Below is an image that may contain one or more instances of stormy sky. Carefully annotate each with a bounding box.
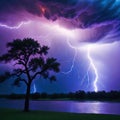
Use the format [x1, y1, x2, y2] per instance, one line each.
[0, 0, 120, 94]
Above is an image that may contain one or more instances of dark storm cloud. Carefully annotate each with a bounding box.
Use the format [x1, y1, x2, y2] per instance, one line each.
[0, 0, 42, 25]
[39, 0, 120, 27]
[40, 0, 120, 43]
[0, 0, 120, 42]
[1, 0, 120, 25]
[0, 0, 40, 15]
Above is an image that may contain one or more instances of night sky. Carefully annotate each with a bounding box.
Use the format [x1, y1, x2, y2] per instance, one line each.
[0, 0, 120, 94]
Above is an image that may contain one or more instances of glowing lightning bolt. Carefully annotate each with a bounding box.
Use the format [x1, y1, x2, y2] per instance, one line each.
[81, 65, 91, 88]
[62, 49, 77, 74]
[87, 47, 98, 92]
[0, 21, 31, 29]
[33, 83, 37, 93]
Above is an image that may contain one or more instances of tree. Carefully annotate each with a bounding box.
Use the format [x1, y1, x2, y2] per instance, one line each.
[0, 38, 60, 112]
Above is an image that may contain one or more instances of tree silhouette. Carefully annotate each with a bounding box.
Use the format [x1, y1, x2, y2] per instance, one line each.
[0, 38, 60, 112]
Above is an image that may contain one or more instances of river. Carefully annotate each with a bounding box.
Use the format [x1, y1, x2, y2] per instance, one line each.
[0, 99, 120, 115]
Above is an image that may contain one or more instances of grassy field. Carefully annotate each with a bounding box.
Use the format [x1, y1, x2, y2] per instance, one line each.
[0, 109, 120, 120]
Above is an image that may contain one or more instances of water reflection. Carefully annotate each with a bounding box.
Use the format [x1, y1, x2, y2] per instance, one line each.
[63, 101, 102, 114]
[0, 99, 120, 115]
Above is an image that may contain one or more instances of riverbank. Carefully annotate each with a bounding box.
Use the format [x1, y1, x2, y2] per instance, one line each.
[1, 90, 120, 101]
[0, 109, 120, 120]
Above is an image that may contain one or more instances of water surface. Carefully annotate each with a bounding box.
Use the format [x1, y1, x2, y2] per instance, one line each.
[0, 99, 120, 115]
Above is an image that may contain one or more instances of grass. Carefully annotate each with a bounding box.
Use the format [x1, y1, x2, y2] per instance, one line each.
[0, 109, 120, 120]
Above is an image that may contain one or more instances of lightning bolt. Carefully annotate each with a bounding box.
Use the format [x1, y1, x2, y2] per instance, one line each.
[61, 49, 77, 74]
[33, 83, 37, 93]
[81, 65, 91, 88]
[37, 22, 99, 92]
[87, 47, 98, 92]
[0, 21, 31, 29]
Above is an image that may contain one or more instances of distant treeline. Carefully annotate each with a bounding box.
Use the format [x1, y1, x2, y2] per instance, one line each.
[0, 90, 120, 101]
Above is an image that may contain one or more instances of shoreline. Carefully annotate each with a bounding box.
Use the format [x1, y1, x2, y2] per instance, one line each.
[1, 97, 120, 102]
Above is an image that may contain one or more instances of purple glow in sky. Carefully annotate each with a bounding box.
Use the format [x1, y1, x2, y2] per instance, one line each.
[0, 0, 120, 94]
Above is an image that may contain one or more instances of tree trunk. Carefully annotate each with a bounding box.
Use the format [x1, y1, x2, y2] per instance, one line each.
[24, 83, 31, 112]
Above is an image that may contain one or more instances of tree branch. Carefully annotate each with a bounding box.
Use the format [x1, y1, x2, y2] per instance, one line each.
[13, 69, 26, 77]
[31, 67, 48, 80]
[32, 72, 41, 80]
[20, 79, 28, 85]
